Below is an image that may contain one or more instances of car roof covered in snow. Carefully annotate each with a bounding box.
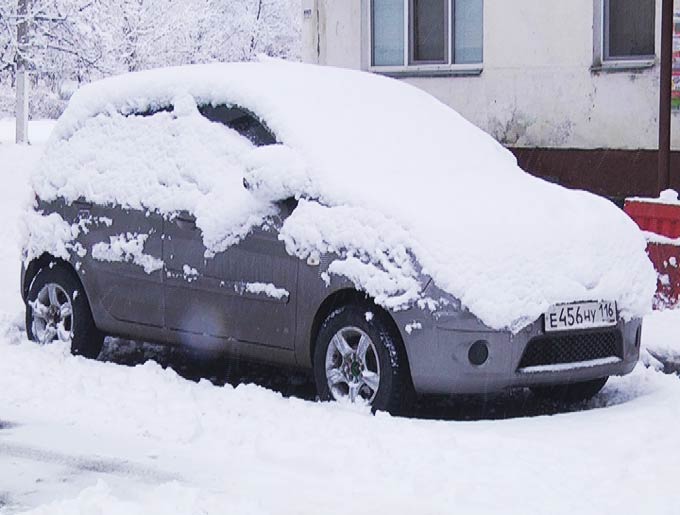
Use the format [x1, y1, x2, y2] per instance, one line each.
[52, 57, 517, 192]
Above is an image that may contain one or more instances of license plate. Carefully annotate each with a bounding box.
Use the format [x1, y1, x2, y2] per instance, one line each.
[544, 301, 617, 332]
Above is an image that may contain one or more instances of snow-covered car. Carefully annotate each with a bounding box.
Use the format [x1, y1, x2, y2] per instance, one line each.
[21, 60, 656, 413]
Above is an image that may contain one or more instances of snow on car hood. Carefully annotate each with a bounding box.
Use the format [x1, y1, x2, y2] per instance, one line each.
[32, 58, 656, 332]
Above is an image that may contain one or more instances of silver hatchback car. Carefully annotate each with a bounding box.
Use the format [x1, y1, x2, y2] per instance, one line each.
[22, 63, 645, 414]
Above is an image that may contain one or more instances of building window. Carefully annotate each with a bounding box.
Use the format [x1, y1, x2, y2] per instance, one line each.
[603, 0, 655, 61]
[372, 0, 405, 66]
[411, 0, 449, 63]
[371, 0, 483, 69]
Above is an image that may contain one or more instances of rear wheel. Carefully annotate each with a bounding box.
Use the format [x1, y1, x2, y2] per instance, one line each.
[26, 265, 104, 359]
[530, 377, 608, 403]
[313, 304, 413, 414]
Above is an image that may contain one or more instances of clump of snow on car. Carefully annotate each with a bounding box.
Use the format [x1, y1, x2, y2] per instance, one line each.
[182, 264, 198, 276]
[72, 242, 87, 258]
[365, 311, 374, 322]
[243, 144, 312, 201]
[241, 281, 289, 300]
[280, 200, 423, 309]
[22, 211, 81, 263]
[179, 265, 199, 283]
[404, 321, 422, 335]
[33, 102, 277, 256]
[92, 233, 163, 274]
[32, 59, 655, 331]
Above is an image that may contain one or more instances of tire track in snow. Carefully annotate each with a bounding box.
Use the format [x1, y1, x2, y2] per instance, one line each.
[0, 421, 16, 430]
[0, 442, 179, 482]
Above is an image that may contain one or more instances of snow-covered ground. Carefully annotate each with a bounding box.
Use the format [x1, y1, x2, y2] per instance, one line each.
[2, 121, 680, 514]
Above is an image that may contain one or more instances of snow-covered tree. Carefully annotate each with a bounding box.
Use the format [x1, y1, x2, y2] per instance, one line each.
[0, 0, 301, 126]
[195, 0, 300, 63]
[0, 0, 101, 73]
[0, 0, 105, 140]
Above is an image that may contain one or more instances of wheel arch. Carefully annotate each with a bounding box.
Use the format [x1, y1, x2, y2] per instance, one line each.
[308, 288, 410, 375]
[22, 254, 82, 302]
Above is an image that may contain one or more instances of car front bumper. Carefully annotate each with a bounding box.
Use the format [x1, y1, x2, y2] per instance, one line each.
[394, 310, 642, 396]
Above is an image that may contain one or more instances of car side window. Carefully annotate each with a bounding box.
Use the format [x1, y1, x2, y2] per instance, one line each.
[127, 105, 173, 117]
[198, 104, 277, 147]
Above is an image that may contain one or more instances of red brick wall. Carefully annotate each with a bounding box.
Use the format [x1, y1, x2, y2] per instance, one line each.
[510, 148, 680, 202]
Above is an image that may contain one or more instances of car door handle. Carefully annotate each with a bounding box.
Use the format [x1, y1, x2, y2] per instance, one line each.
[73, 199, 92, 215]
[175, 216, 196, 230]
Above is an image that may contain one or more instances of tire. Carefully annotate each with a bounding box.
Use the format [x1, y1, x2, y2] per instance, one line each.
[26, 265, 104, 359]
[313, 304, 414, 415]
[530, 377, 608, 403]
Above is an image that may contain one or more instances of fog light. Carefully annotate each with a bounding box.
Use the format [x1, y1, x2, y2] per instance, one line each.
[468, 340, 489, 366]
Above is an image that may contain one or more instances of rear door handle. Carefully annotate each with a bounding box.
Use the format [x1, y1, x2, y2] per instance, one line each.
[73, 199, 92, 215]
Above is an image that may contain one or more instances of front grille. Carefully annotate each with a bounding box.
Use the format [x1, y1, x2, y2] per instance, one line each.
[517, 330, 622, 370]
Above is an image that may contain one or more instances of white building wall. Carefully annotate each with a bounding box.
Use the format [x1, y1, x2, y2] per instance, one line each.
[302, 0, 676, 150]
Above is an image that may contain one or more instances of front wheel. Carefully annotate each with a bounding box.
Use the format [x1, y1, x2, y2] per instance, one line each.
[313, 304, 413, 414]
[26, 265, 104, 359]
[530, 377, 608, 403]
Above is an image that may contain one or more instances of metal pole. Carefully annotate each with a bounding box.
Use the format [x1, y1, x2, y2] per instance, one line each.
[15, 0, 29, 145]
[658, 0, 674, 193]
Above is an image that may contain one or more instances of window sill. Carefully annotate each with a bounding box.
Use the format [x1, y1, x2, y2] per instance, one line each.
[591, 58, 656, 73]
[368, 64, 483, 78]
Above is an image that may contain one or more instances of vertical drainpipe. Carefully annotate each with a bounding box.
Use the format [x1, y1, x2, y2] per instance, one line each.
[316, 0, 326, 65]
[658, 0, 674, 193]
[15, 0, 29, 145]
[316, 0, 321, 62]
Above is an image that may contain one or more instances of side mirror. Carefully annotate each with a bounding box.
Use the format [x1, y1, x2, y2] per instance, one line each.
[276, 197, 299, 219]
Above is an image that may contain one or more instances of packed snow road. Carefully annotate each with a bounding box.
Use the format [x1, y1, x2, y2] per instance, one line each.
[1, 121, 679, 514]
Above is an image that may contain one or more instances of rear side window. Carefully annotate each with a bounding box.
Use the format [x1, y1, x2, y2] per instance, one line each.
[198, 105, 276, 147]
[127, 105, 173, 117]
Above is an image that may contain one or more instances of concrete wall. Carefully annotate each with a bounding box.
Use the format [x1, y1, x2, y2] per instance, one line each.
[302, 0, 677, 151]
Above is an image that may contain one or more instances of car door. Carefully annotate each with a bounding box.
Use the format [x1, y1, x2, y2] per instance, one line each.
[70, 200, 165, 328]
[164, 212, 298, 349]
[162, 105, 299, 349]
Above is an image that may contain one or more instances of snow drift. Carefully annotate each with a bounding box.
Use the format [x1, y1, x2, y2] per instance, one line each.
[27, 58, 656, 332]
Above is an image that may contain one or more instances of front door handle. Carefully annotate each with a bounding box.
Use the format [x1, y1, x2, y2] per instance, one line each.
[175, 215, 196, 230]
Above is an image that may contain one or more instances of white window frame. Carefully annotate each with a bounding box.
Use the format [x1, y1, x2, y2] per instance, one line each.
[592, 0, 656, 71]
[367, 0, 483, 77]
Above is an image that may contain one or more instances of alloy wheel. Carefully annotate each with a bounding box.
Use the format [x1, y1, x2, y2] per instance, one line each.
[325, 326, 381, 403]
[30, 283, 73, 345]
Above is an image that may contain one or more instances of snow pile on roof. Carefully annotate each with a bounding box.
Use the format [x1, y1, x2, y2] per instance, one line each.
[30, 59, 656, 331]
